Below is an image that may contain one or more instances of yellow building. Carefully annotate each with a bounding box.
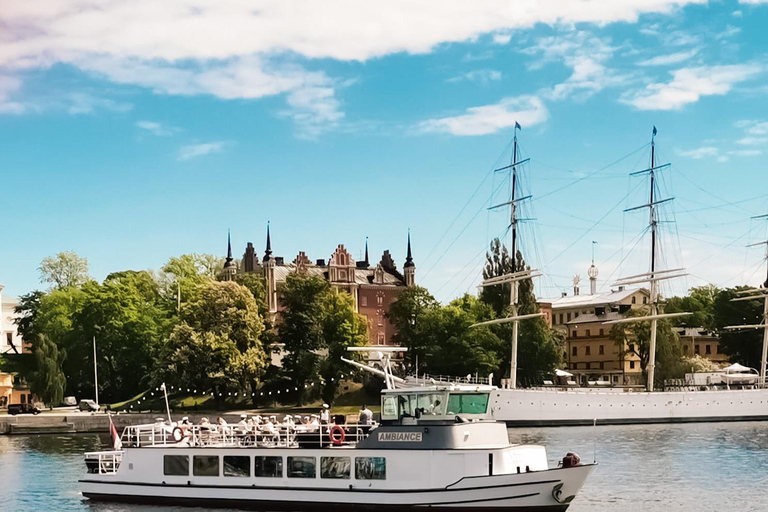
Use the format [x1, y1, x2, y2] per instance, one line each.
[0, 284, 33, 408]
[545, 265, 650, 386]
[678, 327, 728, 365]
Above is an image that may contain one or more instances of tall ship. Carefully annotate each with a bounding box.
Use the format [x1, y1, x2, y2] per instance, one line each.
[391, 126, 768, 426]
[80, 368, 595, 510]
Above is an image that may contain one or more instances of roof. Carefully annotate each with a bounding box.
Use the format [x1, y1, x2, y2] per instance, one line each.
[272, 264, 405, 286]
[546, 287, 648, 310]
[565, 311, 625, 325]
[676, 327, 716, 338]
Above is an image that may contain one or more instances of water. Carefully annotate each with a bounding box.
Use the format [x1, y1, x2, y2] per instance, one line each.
[1, 423, 766, 512]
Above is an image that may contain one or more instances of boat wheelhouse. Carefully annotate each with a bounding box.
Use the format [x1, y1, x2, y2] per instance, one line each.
[80, 384, 594, 510]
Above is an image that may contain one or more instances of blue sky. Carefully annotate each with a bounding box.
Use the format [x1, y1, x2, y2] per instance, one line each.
[1, 0, 768, 303]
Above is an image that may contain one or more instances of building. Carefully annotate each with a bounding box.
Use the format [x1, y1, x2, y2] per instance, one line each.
[678, 327, 728, 365]
[544, 261, 651, 386]
[229, 226, 416, 346]
[0, 284, 33, 407]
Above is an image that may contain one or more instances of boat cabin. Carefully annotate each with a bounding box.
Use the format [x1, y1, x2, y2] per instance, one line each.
[380, 385, 494, 424]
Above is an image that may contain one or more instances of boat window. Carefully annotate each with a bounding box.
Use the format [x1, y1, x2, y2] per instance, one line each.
[288, 456, 316, 478]
[397, 394, 418, 417]
[255, 456, 283, 477]
[355, 457, 386, 480]
[163, 455, 189, 476]
[223, 456, 251, 477]
[193, 455, 220, 477]
[416, 393, 446, 415]
[446, 393, 489, 415]
[321, 457, 351, 479]
[381, 396, 398, 420]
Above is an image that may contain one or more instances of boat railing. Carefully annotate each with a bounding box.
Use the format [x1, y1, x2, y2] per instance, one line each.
[84, 450, 123, 475]
[120, 422, 375, 449]
[406, 373, 492, 386]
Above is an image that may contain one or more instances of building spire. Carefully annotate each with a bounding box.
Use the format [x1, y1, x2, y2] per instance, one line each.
[263, 221, 272, 262]
[364, 236, 369, 266]
[224, 229, 235, 268]
[404, 229, 414, 268]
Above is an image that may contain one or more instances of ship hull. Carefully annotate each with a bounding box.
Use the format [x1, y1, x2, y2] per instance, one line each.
[490, 387, 768, 426]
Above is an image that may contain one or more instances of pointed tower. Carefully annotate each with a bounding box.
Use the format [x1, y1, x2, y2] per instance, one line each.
[365, 237, 370, 267]
[403, 230, 415, 287]
[588, 240, 598, 295]
[262, 222, 278, 314]
[222, 230, 237, 281]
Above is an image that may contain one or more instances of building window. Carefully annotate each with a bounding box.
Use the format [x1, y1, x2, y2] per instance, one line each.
[572, 346, 578, 356]
[629, 361, 635, 369]
[288, 457, 316, 478]
[705, 345, 711, 355]
[643, 297, 647, 304]
[586, 329, 591, 337]
[164, 455, 189, 476]
[255, 456, 283, 477]
[628, 343, 635, 353]
[321, 457, 351, 479]
[599, 345, 604, 355]
[585, 362, 591, 370]
[377, 332, 385, 345]
[224, 456, 250, 477]
[572, 331, 578, 338]
[632, 296, 636, 304]
[6, 333, 11, 346]
[20, 394, 26, 404]
[567, 313, 571, 322]
[599, 328, 604, 336]
[361, 296, 367, 307]
[600, 362, 604, 369]
[559, 314, 564, 324]
[355, 457, 386, 480]
[193, 456, 220, 477]
[695, 345, 700, 354]
[377, 294, 384, 306]
[585, 346, 591, 356]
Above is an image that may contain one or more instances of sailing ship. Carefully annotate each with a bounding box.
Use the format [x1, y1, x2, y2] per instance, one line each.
[398, 126, 768, 426]
[80, 351, 595, 510]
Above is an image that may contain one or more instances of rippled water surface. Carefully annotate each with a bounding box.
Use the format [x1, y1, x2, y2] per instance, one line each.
[1, 422, 766, 512]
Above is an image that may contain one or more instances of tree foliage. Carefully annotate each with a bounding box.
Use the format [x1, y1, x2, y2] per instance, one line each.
[38, 251, 90, 289]
[714, 286, 764, 368]
[30, 334, 66, 409]
[665, 285, 720, 330]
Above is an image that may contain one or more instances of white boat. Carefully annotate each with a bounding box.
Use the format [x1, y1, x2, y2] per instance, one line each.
[80, 382, 595, 510]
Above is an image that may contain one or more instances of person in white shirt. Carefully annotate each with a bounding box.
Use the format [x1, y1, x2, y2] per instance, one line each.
[320, 404, 330, 424]
[359, 405, 373, 425]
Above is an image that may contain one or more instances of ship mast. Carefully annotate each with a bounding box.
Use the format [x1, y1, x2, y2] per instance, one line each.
[724, 214, 768, 387]
[604, 127, 690, 392]
[471, 123, 543, 389]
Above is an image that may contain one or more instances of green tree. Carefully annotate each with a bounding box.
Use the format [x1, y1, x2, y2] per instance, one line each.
[14, 290, 45, 344]
[30, 334, 66, 409]
[387, 286, 440, 368]
[714, 286, 764, 368]
[156, 253, 222, 310]
[319, 289, 369, 404]
[38, 251, 90, 289]
[665, 285, 720, 330]
[277, 273, 330, 405]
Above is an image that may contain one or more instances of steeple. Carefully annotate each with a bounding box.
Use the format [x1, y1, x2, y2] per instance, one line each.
[263, 222, 273, 262]
[221, 229, 237, 280]
[588, 240, 598, 295]
[403, 230, 415, 287]
[364, 237, 370, 267]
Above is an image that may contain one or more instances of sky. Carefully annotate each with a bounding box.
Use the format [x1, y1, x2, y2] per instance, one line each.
[1, 0, 768, 304]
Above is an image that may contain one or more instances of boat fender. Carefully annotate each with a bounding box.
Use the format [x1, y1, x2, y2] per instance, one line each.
[172, 427, 183, 442]
[330, 425, 346, 445]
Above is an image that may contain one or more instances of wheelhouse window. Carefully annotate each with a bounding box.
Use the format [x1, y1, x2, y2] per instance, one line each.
[224, 456, 251, 477]
[255, 456, 283, 477]
[321, 457, 351, 479]
[163, 455, 189, 476]
[288, 457, 316, 478]
[446, 393, 489, 415]
[381, 396, 398, 420]
[355, 457, 386, 480]
[193, 455, 220, 476]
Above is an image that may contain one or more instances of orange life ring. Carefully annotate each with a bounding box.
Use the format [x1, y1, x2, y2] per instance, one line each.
[329, 425, 345, 445]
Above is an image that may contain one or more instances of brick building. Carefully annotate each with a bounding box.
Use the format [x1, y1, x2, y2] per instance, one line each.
[226, 225, 415, 346]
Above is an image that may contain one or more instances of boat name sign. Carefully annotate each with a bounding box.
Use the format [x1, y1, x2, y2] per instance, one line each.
[378, 432, 422, 442]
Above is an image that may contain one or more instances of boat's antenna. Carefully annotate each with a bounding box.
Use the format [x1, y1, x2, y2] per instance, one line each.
[471, 122, 544, 389]
[723, 213, 768, 387]
[603, 126, 691, 392]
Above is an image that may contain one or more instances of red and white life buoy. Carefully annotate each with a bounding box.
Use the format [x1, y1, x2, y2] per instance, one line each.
[329, 425, 346, 445]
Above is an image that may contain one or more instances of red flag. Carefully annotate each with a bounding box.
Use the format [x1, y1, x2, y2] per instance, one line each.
[109, 414, 122, 450]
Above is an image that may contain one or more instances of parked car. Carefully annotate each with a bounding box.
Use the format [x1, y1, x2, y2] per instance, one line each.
[8, 403, 41, 415]
[78, 399, 100, 412]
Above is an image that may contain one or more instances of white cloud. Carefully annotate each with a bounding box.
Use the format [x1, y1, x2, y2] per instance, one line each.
[418, 95, 547, 136]
[492, 33, 512, 45]
[0, 74, 25, 114]
[734, 120, 768, 146]
[728, 149, 762, 156]
[447, 69, 502, 84]
[177, 141, 230, 161]
[622, 64, 763, 110]
[0, 0, 707, 130]
[66, 93, 132, 114]
[739, 0, 768, 4]
[676, 146, 719, 159]
[637, 48, 699, 66]
[136, 120, 177, 136]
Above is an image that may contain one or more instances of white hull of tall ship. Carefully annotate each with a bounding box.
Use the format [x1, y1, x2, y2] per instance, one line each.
[488, 387, 768, 426]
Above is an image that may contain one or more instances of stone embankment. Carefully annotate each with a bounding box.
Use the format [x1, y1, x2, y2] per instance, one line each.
[0, 412, 251, 435]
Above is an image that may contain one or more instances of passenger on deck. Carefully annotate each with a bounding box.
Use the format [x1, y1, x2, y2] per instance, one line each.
[359, 405, 373, 425]
[320, 404, 330, 424]
[237, 414, 248, 432]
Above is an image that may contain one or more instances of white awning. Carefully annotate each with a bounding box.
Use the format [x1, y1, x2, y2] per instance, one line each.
[555, 369, 573, 377]
[722, 363, 754, 373]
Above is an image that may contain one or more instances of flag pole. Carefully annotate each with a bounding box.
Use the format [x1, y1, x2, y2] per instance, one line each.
[93, 335, 99, 407]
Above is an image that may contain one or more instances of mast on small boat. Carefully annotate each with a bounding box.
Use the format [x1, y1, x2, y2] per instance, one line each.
[724, 214, 768, 387]
[471, 123, 544, 389]
[603, 127, 690, 392]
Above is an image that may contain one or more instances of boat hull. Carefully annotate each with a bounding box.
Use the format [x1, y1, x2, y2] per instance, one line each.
[81, 465, 594, 510]
[491, 387, 768, 426]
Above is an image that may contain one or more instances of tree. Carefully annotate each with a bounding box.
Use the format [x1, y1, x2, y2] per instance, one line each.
[387, 286, 440, 368]
[38, 251, 90, 289]
[156, 253, 222, 310]
[665, 285, 720, 330]
[479, 238, 563, 385]
[30, 334, 66, 409]
[319, 289, 369, 404]
[610, 310, 686, 387]
[277, 273, 331, 405]
[714, 286, 764, 368]
[14, 290, 45, 344]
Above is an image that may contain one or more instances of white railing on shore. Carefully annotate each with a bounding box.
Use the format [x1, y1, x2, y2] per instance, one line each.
[84, 450, 123, 475]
